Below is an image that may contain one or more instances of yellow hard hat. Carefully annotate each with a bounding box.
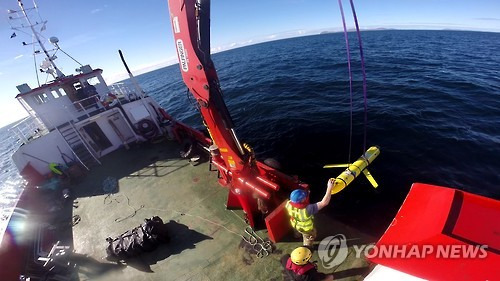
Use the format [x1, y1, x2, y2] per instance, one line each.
[290, 246, 312, 265]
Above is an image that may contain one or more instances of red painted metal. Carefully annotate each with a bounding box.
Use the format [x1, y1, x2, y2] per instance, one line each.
[210, 157, 229, 173]
[265, 201, 292, 243]
[159, 107, 212, 145]
[167, 0, 305, 234]
[0, 188, 38, 281]
[370, 183, 500, 281]
[256, 176, 280, 191]
[0, 231, 25, 281]
[226, 190, 242, 209]
[20, 162, 45, 187]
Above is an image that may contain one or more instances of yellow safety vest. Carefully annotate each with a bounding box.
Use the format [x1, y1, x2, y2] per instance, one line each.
[49, 163, 63, 175]
[285, 200, 314, 232]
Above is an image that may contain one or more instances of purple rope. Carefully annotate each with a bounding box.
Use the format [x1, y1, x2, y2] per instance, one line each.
[338, 0, 353, 163]
[349, 0, 368, 152]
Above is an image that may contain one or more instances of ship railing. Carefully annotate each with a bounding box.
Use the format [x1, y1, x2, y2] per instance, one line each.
[12, 85, 147, 140]
[8, 115, 49, 145]
[72, 94, 104, 118]
[109, 82, 143, 103]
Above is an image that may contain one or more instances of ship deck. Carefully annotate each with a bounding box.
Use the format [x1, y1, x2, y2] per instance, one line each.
[51, 140, 373, 280]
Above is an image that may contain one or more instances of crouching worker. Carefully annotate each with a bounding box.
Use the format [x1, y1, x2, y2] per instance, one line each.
[281, 246, 334, 281]
[286, 179, 334, 247]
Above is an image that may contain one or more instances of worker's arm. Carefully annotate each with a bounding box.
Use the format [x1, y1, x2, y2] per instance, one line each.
[316, 179, 334, 211]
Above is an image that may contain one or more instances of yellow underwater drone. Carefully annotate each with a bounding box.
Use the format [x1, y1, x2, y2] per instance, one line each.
[324, 146, 380, 194]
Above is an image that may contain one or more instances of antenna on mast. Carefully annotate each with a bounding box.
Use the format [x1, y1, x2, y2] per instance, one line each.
[8, 0, 64, 79]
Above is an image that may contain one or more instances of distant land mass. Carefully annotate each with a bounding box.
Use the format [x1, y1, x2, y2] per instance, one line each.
[320, 27, 395, 34]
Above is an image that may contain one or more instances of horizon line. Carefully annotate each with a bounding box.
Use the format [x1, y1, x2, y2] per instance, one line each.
[108, 27, 499, 84]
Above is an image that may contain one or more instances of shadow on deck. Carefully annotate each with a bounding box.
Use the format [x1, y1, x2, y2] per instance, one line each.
[121, 220, 212, 273]
[71, 141, 205, 199]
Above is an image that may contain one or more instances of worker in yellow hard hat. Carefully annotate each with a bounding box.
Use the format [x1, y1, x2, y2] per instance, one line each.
[281, 246, 334, 281]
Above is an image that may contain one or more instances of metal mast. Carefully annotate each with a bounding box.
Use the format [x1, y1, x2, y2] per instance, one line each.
[17, 0, 64, 78]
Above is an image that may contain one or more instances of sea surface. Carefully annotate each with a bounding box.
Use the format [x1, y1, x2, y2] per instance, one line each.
[2, 30, 500, 235]
[0, 120, 26, 235]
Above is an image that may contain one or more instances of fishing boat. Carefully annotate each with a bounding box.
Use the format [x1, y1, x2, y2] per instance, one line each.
[2, 1, 345, 280]
[1, 0, 498, 281]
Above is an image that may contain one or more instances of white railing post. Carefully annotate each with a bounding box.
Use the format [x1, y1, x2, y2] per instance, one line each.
[79, 102, 89, 118]
[16, 127, 29, 144]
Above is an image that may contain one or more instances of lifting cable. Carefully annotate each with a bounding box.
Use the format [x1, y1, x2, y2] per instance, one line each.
[337, 0, 369, 158]
[349, 0, 369, 152]
[337, 0, 353, 163]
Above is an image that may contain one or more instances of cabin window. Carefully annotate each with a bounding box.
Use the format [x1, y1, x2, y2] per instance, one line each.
[44, 92, 53, 100]
[51, 90, 60, 98]
[33, 95, 42, 104]
[33, 93, 50, 104]
[73, 82, 82, 91]
[51, 89, 66, 98]
[86, 77, 100, 86]
[47, 90, 59, 100]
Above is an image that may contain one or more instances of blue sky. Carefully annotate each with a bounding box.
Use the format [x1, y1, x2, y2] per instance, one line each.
[0, 0, 499, 127]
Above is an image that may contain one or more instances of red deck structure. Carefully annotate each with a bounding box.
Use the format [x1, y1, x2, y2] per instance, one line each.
[370, 183, 500, 281]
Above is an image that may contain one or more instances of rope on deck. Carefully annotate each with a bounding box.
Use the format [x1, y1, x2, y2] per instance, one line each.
[104, 193, 145, 223]
[99, 177, 273, 258]
[143, 207, 273, 258]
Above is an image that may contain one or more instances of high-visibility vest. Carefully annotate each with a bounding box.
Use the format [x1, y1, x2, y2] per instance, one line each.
[49, 163, 63, 175]
[285, 200, 314, 232]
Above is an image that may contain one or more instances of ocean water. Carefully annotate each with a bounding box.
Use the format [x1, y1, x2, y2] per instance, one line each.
[2, 30, 500, 235]
[0, 121, 25, 235]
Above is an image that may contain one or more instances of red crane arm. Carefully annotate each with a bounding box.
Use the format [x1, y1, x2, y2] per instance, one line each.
[168, 0, 246, 170]
[167, 0, 307, 237]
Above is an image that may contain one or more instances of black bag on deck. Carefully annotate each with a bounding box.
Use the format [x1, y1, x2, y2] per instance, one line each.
[106, 216, 169, 260]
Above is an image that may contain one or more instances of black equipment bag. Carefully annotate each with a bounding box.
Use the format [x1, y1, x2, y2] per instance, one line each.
[106, 216, 169, 260]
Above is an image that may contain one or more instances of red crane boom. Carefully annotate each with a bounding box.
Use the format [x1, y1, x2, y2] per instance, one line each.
[167, 0, 306, 239]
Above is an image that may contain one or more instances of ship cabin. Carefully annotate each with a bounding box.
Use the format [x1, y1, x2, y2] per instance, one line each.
[10, 65, 166, 185]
